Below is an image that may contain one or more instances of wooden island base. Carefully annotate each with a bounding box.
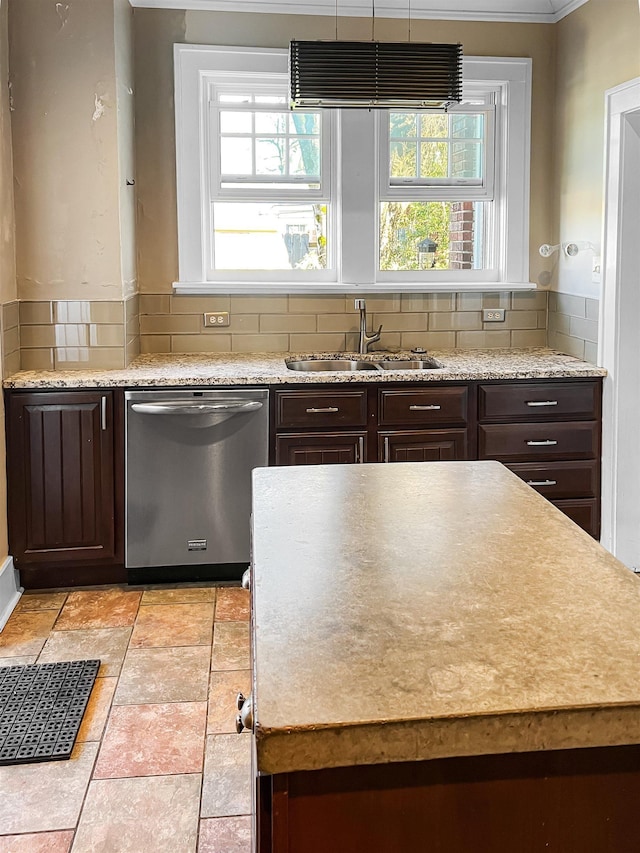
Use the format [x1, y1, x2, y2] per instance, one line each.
[258, 744, 640, 853]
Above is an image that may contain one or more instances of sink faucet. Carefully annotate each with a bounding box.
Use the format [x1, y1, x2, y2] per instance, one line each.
[355, 299, 382, 354]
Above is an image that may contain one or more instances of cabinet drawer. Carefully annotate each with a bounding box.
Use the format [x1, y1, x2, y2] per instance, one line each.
[275, 389, 367, 428]
[506, 460, 599, 499]
[479, 381, 600, 422]
[478, 421, 599, 462]
[379, 387, 467, 426]
[552, 498, 600, 539]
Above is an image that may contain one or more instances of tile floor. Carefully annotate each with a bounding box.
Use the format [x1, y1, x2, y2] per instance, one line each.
[0, 584, 253, 852]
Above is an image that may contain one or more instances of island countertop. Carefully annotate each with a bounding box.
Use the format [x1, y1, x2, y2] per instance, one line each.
[251, 461, 640, 776]
[3, 347, 605, 388]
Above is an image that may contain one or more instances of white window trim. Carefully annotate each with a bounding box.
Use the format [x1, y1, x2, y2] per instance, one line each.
[173, 45, 535, 294]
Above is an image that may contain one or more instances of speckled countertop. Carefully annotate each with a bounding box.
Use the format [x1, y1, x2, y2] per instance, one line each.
[251, 461, 640, 776]
[4, 348, 606, 388]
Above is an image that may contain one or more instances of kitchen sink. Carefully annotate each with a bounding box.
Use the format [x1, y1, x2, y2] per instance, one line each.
[285, 357, 443, 372]
[285, 359, 381, 372]
[375, 359, 443, 370]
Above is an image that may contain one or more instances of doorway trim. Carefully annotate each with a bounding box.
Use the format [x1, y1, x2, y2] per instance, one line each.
[599, 76, 640, 563]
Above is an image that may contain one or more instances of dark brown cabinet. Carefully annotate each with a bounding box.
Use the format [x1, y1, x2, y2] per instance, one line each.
[379, 430, 467, 462]
[272, 384, 470, 466]
[275, 432, 366, 466]
[6, 390, 125, 588]
[477, 379, 601, 538]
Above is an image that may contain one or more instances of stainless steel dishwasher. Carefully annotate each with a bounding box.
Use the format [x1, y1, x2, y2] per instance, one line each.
[125, 388, 268, 583]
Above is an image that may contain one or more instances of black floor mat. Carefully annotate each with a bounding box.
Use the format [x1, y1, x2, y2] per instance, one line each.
[0, 659, 100, 766]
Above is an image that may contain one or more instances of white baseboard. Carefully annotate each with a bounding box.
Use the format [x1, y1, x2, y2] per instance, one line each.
[0, 557, 23, 631]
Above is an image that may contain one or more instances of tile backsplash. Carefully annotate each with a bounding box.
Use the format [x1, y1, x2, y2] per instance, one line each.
[139, 291, 548, 355]
[6, 290, 553, 373]
[16, 296, 140, 371]
[1, 301, 20, 379]
[547, 292, 599, 364]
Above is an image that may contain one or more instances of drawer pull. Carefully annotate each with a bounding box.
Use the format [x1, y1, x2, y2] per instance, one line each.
[101, 396, 108, 431]
[409, 404, 441, 411]
[384, 436, 390, 463]
[526, 400, 558, 407]
[357, 436, 364, 464]
[526, 440, 558, 446]
[305, 406, 339, 414]
[527, 479, 557, 487]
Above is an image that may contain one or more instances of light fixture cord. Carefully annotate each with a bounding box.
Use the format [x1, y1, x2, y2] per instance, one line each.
[335, 0, 338, 40]
[372, 0, 375, 41]
[408, 0, 411, 41]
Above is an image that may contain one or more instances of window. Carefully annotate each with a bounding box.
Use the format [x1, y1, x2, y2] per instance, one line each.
[174, 46, 532, 293]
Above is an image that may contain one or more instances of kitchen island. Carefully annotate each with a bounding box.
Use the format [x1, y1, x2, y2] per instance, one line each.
[250, 461, 640, 853]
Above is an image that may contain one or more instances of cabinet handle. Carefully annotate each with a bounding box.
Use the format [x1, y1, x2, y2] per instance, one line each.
[526, 400, 558, 407]
[306, 406, 339, 414]
[101, 396, 108, 431]
[526, 479, 557, 486]
[526, 440, 558, 446]
[409, 404, 441, 411]
[357, 436, 364, 464]
[383, 436, 390, 463]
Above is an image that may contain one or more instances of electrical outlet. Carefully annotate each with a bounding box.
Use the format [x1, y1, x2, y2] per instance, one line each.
[482, 308, 506, 322]
[203, 312, 230, 327]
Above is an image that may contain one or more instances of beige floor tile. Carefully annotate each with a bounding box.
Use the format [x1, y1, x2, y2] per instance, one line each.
[0, 656, 37, 667]
[215, 587, 249, 621]
[198, 816, 252, 852]
[0, 831, 74, 852]
[201, 734, 252, 818]
[93, 702, 207, 779]
[76, 677, 117, 743]
[55, 590, 141, 631]
[129, 603, 214, 649]
[207, 670, 251, 735]
[14, 592, 68, 613]
[37, 628, 132, 677]
[0, 742, 99, 834]
[211, 622, 250, 671]
[71, 774, 201, 853]
[140, 587, 216, 605]
[0, 611, 59, 657]
[114, 645, 210, 705]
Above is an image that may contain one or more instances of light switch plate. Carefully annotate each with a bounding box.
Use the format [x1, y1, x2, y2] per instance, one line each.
[203, 312, 230, 327]
[482, 308, 506, 322]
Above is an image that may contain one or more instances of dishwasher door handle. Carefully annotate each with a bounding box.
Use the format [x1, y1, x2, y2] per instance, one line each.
[130, 400, 264, 416]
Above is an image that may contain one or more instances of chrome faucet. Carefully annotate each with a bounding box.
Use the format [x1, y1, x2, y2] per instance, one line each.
[355, 299, 382, 354]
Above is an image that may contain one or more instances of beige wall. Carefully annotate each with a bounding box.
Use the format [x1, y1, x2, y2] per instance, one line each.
[134, 9, 557, 297]
[10, 0, 126, 302]
[0, 0, 16, 562]
[552, 0, 640, 300]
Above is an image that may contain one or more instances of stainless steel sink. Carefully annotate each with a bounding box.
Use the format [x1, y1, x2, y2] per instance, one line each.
[376, 358, 442, 370]
[285, 359, 381, 372]
[285, 357, 443, 372]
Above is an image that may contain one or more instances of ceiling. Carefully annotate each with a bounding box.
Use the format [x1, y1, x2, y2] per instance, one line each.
[128, 0, 590, 24]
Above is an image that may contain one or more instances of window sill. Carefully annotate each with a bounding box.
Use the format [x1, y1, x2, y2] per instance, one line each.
[172, 281, 539, 295]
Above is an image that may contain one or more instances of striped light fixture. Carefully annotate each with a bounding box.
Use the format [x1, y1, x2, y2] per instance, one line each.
[289, 40, 463, 109]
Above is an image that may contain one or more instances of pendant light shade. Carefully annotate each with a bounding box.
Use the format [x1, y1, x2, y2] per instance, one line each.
[289, 40, 463, 109]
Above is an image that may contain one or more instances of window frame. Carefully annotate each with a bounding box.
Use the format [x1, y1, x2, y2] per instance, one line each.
[174, 45, 534, 294]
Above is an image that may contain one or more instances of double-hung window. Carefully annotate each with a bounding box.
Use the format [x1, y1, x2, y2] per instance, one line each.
[174, 46, 532, 293]
[209, 81, 333, 281]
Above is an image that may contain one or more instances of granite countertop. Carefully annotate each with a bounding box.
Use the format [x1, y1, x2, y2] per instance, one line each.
[251, 461, 640, 776]
[4, 348, 606, 388]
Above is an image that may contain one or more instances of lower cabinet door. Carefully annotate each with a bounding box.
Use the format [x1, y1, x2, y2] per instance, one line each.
[275, 432, 366, 466]
[379, 429, 468, 463]
[7, 390, 118, 566]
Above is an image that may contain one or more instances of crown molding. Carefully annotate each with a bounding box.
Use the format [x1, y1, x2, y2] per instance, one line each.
[129, 0, 590, 24]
